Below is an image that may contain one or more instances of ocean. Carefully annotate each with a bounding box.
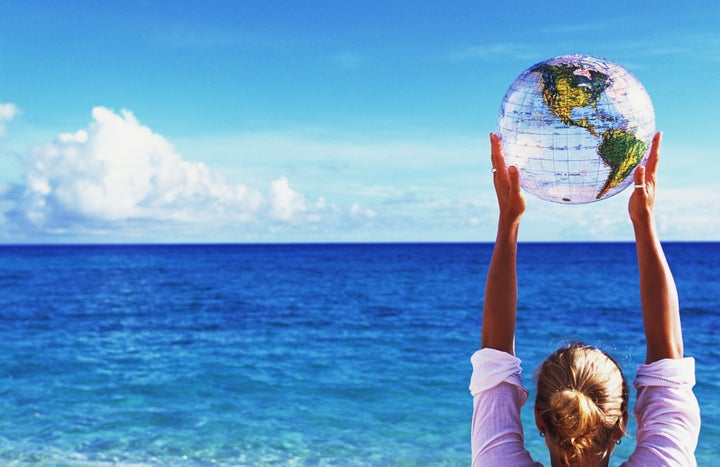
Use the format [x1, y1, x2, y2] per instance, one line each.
[0, 243, 717, 466]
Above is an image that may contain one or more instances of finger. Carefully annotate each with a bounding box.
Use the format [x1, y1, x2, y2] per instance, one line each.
[644, 132, 662, 185]
[490, 133, 505, 167]
[490, 133, 507, 190]
[634, 165, 647, 195]
[508, 165, 522, 195]
[490, 133, 500, 169]
[490, 133, 509, 186]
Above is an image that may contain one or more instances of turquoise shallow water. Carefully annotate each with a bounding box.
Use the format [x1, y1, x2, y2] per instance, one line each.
[0, 243, 717, 465]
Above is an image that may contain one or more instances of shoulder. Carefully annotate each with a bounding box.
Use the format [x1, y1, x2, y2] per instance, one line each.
[624, 357, 700, 466]
[634, 356, 696, 388]
[469, 348, 526, 396]
[470, 349, 539, 466]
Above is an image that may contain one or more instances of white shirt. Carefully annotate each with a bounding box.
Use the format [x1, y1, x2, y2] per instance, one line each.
[469, 348, 700, 466]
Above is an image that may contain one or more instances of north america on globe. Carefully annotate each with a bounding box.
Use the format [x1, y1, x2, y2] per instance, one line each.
[497, 54, 655, 204]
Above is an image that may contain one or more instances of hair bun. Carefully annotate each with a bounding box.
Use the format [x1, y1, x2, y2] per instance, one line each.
[550, 389, 601, 448]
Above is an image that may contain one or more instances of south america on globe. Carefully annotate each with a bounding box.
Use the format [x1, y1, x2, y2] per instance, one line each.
[497, 54, 655, 203]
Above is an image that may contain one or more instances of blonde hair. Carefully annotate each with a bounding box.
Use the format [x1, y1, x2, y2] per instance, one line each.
[535, 343, 628, 465]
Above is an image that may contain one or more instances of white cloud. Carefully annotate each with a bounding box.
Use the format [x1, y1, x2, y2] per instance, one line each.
[350, 202, 376, 218]
[269, 177, 306, 220]
[1, 107, 388, 241]
[12, 107, 268, 230]
[0, 103, 19, 137]
[0, 103, 18, 120]
[655, 188, 720, 240]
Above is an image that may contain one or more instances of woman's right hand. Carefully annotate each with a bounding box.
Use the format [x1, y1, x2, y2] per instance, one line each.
[490, 133, 525, 224]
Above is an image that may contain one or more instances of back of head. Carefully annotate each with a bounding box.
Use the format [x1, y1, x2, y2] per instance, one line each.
[535, 343, 628, 465]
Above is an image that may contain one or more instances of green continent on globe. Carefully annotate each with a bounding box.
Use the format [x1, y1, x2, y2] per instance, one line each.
[531, 63, 612, 135]
[532, 63, 647, 199]
[596, 129, 648, 199]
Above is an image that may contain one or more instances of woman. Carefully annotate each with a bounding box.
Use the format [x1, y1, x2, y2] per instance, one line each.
[470, 133, 700, 466]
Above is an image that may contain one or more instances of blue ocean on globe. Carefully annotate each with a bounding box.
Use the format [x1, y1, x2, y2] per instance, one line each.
[0, 243, 718, 465]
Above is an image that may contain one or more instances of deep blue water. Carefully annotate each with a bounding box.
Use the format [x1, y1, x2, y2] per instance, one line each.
[0, 243, 717, 465]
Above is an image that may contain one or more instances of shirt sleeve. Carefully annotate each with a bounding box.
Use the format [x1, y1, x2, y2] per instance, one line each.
[622, 357, 701, 467]
[469, 348, 542, 467]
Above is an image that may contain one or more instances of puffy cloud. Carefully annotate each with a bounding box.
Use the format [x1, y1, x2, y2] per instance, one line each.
[0, 103, 19, 136]
[13, 107, 268, 230]
[269, 177, 306, 220]
[7, 107, 358, 238]
[3, 106, 384, 240]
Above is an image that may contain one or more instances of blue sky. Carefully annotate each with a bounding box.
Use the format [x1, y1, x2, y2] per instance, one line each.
[0, 0, 718, 243]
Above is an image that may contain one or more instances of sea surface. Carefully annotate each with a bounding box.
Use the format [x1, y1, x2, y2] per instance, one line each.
[0, 243, 717, 466]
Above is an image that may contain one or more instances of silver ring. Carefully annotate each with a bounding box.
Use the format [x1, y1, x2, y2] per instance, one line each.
[634, 184, 645, 189]
[491, 167, 497, 173]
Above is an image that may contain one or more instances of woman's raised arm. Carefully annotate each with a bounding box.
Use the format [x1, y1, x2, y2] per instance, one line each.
[481, 133, 526, 355]
[629, 132, 684, 363]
